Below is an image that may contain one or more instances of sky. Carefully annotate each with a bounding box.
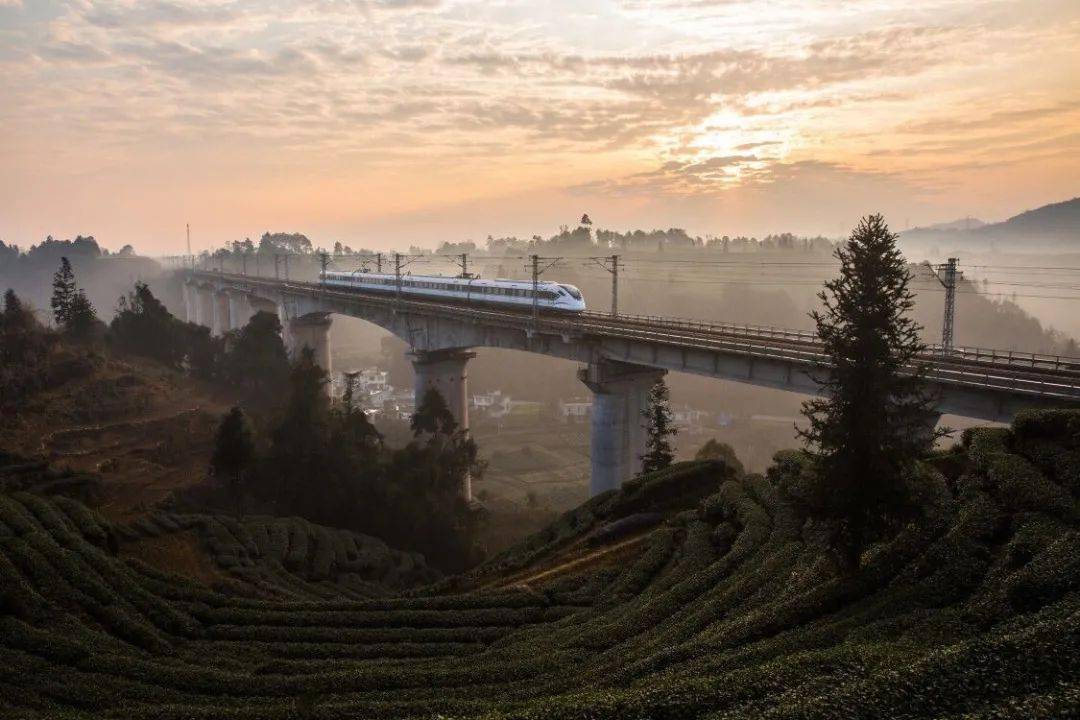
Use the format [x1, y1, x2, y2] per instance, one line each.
[0, 0, 1077, 254]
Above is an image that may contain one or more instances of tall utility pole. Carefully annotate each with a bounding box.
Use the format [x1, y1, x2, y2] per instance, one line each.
[934, 257, 960, 353]
[319, 252, 329, 284]
[449, 253, 470, 278]
[588, 254, 620, 316]
[395, 253, 403, 301]
[531, 254, 540, 323]
[376, 253, 383, 273]
[392, 253, 416, 306]
[528, 255, 562, 325]
[186, 223, 192, 270]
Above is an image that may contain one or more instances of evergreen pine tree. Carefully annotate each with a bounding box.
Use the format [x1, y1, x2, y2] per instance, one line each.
[51, 257, 76, 327]
[341, 371, 361, 412]
[220, 311, 289, 403]
[1, 289, 40, 367]
[110, 282, 187, 366]
[798, 213, 945, 569]
[2, 289, 32, 336]
[65, 289, 98, 341]
[3, 288, 21, 317]
[211, 406, 255, 516]
[411, 388, 458, 437]
[270, 347, 330, 510]
[641, 377, 676, 474]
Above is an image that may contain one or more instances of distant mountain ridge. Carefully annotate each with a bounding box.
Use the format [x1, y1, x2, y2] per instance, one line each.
[912, 217, 986, 232]
[981, 196, 1080, 239]
[902, 196, 1079, 248]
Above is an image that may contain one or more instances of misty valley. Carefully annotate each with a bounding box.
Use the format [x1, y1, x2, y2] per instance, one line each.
[2, 0, 1079, 714]
[1, 208, 1078, 718]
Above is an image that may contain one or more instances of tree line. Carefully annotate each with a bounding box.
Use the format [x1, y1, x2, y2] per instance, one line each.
[1, 258, 484, 571]
[208, 347, 483, 572]
[104, 277, 484, 571]
[4, 213, 970, 574]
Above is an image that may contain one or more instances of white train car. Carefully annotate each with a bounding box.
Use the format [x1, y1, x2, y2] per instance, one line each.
[321, 270, 586, 313]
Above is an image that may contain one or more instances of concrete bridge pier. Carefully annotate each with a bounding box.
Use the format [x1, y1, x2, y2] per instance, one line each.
[288, 314, 333, 375]
[580, 360, 667, 497]
[228, 292, 255, 332]
[211, 291, 231, 336]
[411, 349, 475, 432]
[411, 349, 476, 499]
[181, 282, 197, 324]
[196, 286, 215, 329]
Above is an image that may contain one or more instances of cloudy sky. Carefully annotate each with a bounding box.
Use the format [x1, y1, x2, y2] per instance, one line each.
[1, 0, 1077, 253]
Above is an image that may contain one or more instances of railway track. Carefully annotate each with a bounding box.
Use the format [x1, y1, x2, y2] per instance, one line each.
[193, 271, 1080, 401]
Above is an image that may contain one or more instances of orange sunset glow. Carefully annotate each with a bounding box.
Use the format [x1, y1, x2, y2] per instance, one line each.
[1, 0, 1078, 252]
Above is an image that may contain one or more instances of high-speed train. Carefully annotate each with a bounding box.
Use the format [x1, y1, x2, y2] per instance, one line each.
[321, 270, 587, 313]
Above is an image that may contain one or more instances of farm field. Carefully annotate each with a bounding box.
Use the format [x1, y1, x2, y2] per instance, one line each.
[1, 410, 1077, 718]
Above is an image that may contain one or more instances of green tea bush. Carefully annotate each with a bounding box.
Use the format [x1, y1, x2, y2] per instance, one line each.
[1013, 437, 1080, 495]
[51, 495, 108, 547]
[1, 412, 1077, 718]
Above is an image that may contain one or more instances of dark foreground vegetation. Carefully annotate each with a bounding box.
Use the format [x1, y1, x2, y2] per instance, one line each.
[0, 409, 1077, 718]
[2, 269, 484, 573]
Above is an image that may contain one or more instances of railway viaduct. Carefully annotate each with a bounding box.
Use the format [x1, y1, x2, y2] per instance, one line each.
[182, 270, 1080, 499]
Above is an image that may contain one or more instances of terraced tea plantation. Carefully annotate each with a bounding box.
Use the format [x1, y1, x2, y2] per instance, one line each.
[115, 510, 440, 599]
[1, 410, 1078, 718]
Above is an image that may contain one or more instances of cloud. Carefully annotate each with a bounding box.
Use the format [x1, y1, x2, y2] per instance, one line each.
[571, 154, 762, 197]
[1, 0, 1076, 250]
[375, 0, 441, 7]
[734, 140, 782, 151]
[899, 101, 1080, 135]
[112, 39, 320, 81]
[381, 45, 430, 62]
[36, 40, 111, 64]
[314, 0, 442, 10]
[83, 1, 242, 29]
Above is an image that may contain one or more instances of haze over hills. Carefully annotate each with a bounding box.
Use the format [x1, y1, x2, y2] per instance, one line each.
[913, 217, 987, 232]
[902, 196, 1080, 250]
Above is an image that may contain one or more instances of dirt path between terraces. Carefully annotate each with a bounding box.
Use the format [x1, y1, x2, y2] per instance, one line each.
[488, 532, 652, 589]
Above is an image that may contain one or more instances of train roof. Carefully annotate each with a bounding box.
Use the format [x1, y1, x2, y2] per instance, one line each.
[324, 270, 576, 291]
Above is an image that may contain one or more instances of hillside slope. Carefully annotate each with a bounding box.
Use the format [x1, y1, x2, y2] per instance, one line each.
[981, 196, 1080, 240]
[1, 410, 1077, 718]
[902, 196, 1080, 248]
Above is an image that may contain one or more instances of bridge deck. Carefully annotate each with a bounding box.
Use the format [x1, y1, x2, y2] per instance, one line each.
[190, 270, 1080, 404]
